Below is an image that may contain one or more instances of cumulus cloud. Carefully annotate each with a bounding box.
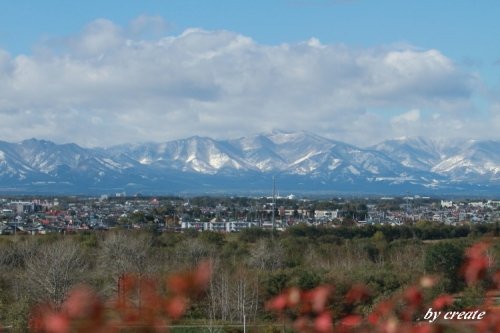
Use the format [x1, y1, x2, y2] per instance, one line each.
[0, 18, 491, 147]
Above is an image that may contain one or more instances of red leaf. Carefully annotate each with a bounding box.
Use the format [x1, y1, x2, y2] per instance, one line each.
[431, 294, 454, 310]
[314, 312, 333, 333]
[118, 274, 137, 294]
[345, 284, 370, 304]
[310, 286, 331, 313]
[266, 294, 288, 311]
[44, 313, 70, 333]
[463, 257, 489, 285]
[340, 314, 362, 327]
[404, 287, 423, 306]
[465, 242, 490, 259]
[462, 241, 491, 285]
[377, 300, 394, 315]
[167, 274, 191, 295]
[165, 296, 187, 320]
[62, 286, 102, 320]
[193, 260, 212, 290]
[367, 312, 379, 325]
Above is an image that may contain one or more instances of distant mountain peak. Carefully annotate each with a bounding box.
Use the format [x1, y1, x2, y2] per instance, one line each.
[0, 132, 498, 194]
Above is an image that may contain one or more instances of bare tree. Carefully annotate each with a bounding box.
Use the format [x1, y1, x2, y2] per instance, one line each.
[206, 264, 260, 324]
[232, 267, 259, 323]
[173, 237, 214, 268]
[23, 239, 86, 307]
[98, 232, 156, 295]
[248, 239, 285, 271]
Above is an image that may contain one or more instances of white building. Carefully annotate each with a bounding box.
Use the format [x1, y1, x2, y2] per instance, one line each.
[440, 200, 453, 208]
[315, 210, 339, 220]
[181, 221, 260, 232]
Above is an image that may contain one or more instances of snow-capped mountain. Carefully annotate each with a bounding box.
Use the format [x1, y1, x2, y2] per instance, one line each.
[109, 131, 423, 180]
[370, 137, 500, 183]
[370, 137, 446, 171]
[431, 140, 500, 182]
[104, 136, 251, 174]
[0, 131, 498, 194]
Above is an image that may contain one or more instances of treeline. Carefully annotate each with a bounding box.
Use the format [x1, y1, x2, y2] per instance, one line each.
[0, 224, 499, 332]
[246, 222, 499, 243]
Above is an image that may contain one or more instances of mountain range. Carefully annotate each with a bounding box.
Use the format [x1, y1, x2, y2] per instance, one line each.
[0, 131, 499, 195]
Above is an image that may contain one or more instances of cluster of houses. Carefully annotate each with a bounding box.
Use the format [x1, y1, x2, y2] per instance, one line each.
[0, 196, 498, 235]
[0, 198, 110, 235]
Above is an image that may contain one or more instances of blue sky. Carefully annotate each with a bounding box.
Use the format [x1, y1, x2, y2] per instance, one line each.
[0, 0, 499, 146]
[3, 0, 499, 61]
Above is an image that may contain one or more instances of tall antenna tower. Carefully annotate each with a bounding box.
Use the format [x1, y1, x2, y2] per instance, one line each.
[272, 176, 276, 235]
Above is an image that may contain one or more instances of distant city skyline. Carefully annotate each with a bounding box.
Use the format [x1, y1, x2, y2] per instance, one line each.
[0, 0, 499, 147]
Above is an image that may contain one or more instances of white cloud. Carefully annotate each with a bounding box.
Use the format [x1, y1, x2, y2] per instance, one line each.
[391, 109, 421, 124]
[67, 19, 124, 56]
[0, 18, 491, 147]
[128, 15, 169, 39]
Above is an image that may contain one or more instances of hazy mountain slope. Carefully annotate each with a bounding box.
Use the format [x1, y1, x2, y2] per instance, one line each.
[0, 132, 498, 194]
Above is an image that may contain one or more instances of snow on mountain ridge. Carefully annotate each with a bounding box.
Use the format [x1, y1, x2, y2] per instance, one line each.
[0, 134, 498, 194]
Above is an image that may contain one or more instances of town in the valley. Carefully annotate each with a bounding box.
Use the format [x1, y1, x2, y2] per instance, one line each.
[1, 194, 499, 235]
